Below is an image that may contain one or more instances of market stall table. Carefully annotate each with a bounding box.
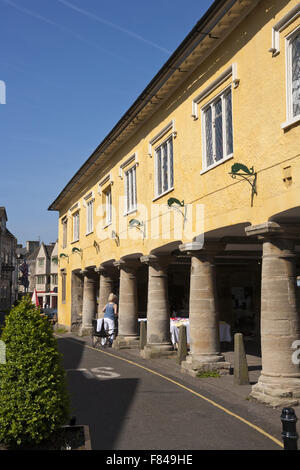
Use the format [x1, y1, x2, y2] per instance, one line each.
[138, 318, 232, 347]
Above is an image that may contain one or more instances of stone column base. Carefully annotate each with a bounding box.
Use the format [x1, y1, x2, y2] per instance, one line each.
[181, 354, 231, 377]
[78, 325, 93, 337]
[141, 343, 175, 359]
[250, 377, 300, 408]
[112, 335, 140, 350]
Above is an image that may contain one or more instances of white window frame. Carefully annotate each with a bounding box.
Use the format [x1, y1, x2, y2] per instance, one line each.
[73, 211, 80, 242]
[154, 135, 174, 199]
[192, 64, 239, 120]
[282, 25, 300, 130]
[269, 4, 300, 57]
[86, 199, 94, 235]
[148, 120, 177, 157]
[201, 85, 233, 174]
[105, 186, 112, 226]
[124, 165, 137, 215]
[62, 216, 68, 249]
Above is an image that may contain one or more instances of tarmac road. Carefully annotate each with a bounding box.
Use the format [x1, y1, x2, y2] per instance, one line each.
[57, 335, 282, 451]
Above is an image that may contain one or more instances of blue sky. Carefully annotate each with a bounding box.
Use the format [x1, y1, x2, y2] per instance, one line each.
[0, 0, 214, 246]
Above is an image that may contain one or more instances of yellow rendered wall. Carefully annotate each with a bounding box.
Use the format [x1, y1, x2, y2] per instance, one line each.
[56, 0, 300, 328]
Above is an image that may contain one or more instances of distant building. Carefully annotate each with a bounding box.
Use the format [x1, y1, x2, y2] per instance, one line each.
[17, 240, 58, 308]
[0, 207, 17, 310]
[16, 240, 40, 296]
[34, 242, 58, 308]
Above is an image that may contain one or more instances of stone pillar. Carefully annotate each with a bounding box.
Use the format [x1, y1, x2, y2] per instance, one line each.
[140, 254, 174, 359]
[95, 265, 114, 318]
[78, 268, 97, 336]
[179, 242, 231, 376]
[246, 222, 300, 406]
[113, 259, 139, 349]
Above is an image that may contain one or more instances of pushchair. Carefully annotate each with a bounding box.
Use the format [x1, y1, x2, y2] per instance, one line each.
[91, 319, 115, 348]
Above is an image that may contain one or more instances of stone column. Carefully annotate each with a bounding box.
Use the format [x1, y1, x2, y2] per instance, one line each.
[113, 259, 139, 349]
[246, 222, 300, 407]
[140, 254, 174, 359]
[179, 242, 231, 376]
[78, 268, 97, 336]
[95, 265, 114, 318]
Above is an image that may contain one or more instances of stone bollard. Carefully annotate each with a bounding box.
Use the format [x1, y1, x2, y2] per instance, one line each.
[139, 320, 147, 350]
[177, 325, 188, 365]
[234, 333, 249, 385]
[281, 407, 298, 450]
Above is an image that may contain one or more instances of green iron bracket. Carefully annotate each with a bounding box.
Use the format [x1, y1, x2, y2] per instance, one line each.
[72, 247, 82, 256]
[111, 230, 120, 247]
[229, 163, 257, 207]
[93, 240, 100, 253]
[59, 253, 69, 264]
[167, 197, 184, 208]
[129, 219, 146, 239]
[167, 197, 187, 224]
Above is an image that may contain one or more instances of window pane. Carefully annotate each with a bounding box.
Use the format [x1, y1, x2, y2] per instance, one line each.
[126, 171, 129, 212]
[169, 138, 173, 188]
[90, 202, 93, 232]
[73, 213, 79, 240]
[132, 166, 137, 209]
[292, 34, 300, 117]
[225, 90, 233, 155]
[163, 142, 168, 192]
[205, 107, 214, 167]
[106, 192, 109, 223]
[109, 191, 112, 221]
[156, 148, 162, 195]
[130, 169, 134, 209]
[214, 98, 223, 161]
[63, 220, 67, 248]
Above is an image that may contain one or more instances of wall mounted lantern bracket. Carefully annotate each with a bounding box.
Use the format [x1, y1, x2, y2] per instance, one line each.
[229, 163, 257, 207]
[129, 219, 146, 239]
[111, 230, 120, 247]
[72, 247, 83, 258]
[167, 197, 187, 224]
[59, 253, 69, 264]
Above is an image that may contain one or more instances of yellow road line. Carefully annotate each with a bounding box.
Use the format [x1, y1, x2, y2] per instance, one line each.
[59, 335, 283, 448]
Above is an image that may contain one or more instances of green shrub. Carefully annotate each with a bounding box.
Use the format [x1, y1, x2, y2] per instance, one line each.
[0, 296, 70, 447]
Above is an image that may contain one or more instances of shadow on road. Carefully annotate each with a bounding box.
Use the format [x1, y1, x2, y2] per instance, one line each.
[57, 337, 139, 450]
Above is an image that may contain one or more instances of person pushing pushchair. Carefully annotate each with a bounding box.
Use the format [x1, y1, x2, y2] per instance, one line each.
[102, 293, 118, 347]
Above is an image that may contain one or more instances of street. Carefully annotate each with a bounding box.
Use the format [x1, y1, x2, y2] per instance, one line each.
[57, 335, 282, 451]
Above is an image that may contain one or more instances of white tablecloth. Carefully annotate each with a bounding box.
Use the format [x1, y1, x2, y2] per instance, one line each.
[219, 321, 232, 342]
[170, 320, 190, 345]
[138, 318, 231, 345]
[170, 319, 232, 345]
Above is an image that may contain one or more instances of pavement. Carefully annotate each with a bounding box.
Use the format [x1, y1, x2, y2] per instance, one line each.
[55, 330, 291, 450]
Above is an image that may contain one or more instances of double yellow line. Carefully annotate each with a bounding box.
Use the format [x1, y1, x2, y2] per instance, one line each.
[61, 335, 283, 449]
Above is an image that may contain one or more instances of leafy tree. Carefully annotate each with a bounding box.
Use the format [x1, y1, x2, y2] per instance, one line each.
[0, 296, 70, 447]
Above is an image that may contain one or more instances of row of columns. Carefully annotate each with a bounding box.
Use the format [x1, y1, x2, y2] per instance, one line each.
[78, 221, 300, 406]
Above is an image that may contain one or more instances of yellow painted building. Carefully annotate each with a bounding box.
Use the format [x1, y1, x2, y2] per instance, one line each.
[49, 0, 300, 406]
